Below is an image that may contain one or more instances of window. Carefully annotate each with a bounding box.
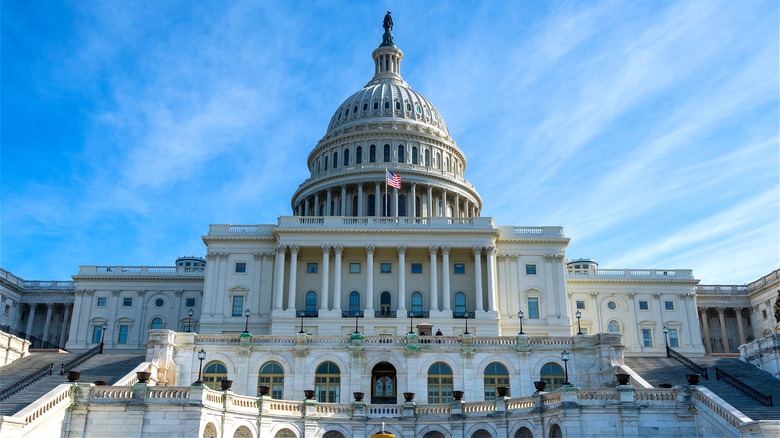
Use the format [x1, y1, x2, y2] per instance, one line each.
[395, 101, 401, 110]
[454, 292, 466, 313]
[307, 262, 318, 273]
[607, 301, 617, 310]
[411, 263, 423, 274]
[349, 291, 361, 313]
[203, 361, 228, 390]
[383, 144, 390, 162]
[380, 263, 392, 274]
[664, 301, 675, 311]
[379, 291, 392, 315]
[324, 156, 328, 171]
[642, 328, 653, 347]
[575, 300, 585, 310]
[411, 292, 423, 313]
[232, 296, 244, 317]
[305, 291, 317, 313]
[356, 146, 363, 164]
[123, 297, 133, 307]
[639, 301, 649, 310]
[384, 101, 390, 109]
[369, 145, 376, 162]
[117, 325, 129, 344]
[484, 362, 509, 401]
[150, 317, 164, 330]
[525, 264, 537, 275]
[96, 297, 107, 307]
[527, 297, 540, 319]
[367, 194, 376, 216]
[155, 298, 165, 308]
[608, 320, 621, 333]
[427, 362, 453, 403]
[333, 151, 338, 168]
[668, 328, 679, 348]
[453, 263, 465, 274]
[762, 309, 768, 319]
[412, 147, 418, 164]
[349, 263, 361, 273]
[186, 298, 196, 308]
[363, 103, 368, 111]
[373, 101, 379, 110]
[258, 361, 285, 399]
[424, 149, 430, 166]
[344, 148, 350, 166]
[540, 362, 565, 391]
[397, 145, 405, 163]
[315, 362, 341, 403]
[3, 305, 9, 315]
[92, 325, 104, 344]
[235, 262, 247, 273]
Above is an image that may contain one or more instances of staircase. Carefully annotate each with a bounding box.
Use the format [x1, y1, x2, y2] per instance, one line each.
[625, 355, 780, 420]
[0, 352, 145, 416]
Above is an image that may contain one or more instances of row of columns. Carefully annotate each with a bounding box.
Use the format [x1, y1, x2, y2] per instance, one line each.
[698, 307, 748, 354]
[294, 182, 478, 218]
[272, 245, 499, 315]
[20, 302, 72, 349]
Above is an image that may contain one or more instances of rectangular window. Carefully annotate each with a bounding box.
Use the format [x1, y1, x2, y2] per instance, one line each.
[349, 263, 361, 273]
[575, 300, 585, 310]
[668, 328, 679, 348]
[232, 296, 244, 317]
[92, 326, 103, 344]
[186, 298, 196, 308]
[122, 297, 133, 307]
[453, 263, 465, 274]
[639, 301, 649, 310]
[96, 297, 107, 307]
[117, 325, 129, 344]
[307, 262, 318, 273]
[664, 301, 675, 311]
[527, 297, 540, 319]
[235, 262, 247, 273]
[380, 263, 392, 274]
[411, 263, 423, 274]
[3, 305, 9, 315]
[525, 264, 537, 275]
[762, 309, 768, 319]
[642, 329, 653, 347]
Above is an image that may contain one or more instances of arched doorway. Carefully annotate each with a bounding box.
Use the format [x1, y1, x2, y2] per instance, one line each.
[371, 362, 397, 404]
[549, 424, 562, 438]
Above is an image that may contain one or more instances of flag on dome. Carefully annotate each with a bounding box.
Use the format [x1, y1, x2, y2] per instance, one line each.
[386, 169, 401, 189]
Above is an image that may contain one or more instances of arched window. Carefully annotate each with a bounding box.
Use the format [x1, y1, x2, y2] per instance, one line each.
[203, 361, 228, 390]
[333, 151, 338, 168]
[383, 144, 391, 162]
[344, 148, 350, 166]
[539, 362, 565, 391]
[397, 145, 405, 163]
[435, 152, 441, 168]
[150, 317, 163, 330]
[204, 423, 218, 438]
[608, 320, 621, 333]
[411, 292, 423, 313]
[305, 291, 317, 314]
[315, 362, 340, 402]
[356, 146, 363, 164]
[484, 362, 509, 400]
[233, 426, 252, 438]
[367, 194, 376, 216]
[324, 156, 328, 171]
[444, 157, 449, 172]
[549, 424, 563, 438]
[258, 361, 284, 399]
[427, 362, 453, 403]
[412, 146, 418, 164]
[274, 430, 296, 438]
[316, 159, 320, 174]
[398, 194, 406, 216]
[515, 427, 533, 438]
[424, 149, 430, 166]
[352, 195, 358, 216]
[369, 145, 376, 163]
[380, 291, 392, 317]
[349, 291, 360, 313]
[454, 292, 466, 313]
[471, 431, 492, 438]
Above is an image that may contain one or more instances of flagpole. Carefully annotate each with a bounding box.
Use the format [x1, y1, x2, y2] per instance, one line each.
[384, 167, 388, 217]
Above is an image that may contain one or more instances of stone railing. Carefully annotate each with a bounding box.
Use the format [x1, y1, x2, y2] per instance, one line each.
[567, 268, 695, 280]
[76, 265, 205, 276]
[0, 329, 31, 366]
[510, 226, 566, 239]
[691, 387, 751, 429]
[0, 267, 76, 291]
[0, 383, 74, 435]
[746, 268, 780, 291]
[739, 334, 780, 378]
[277, 216, 496, 230]
[695, 285, 749, 295]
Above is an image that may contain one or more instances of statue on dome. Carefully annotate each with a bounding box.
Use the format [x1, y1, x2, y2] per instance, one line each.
[383, 11, 393, 32]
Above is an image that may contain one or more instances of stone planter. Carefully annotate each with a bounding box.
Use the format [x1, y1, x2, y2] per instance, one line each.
[615, 373, 631, 385]
[533, 381, 547, 392]
[497, 386, 509, 397]
[452, 390, 464, 401]
[353, 391, 365, 402]
[403, 392, 415, 402]
[685, 374, 701, 385]
[67, 371, 80, 382]
[304, 389, 316, 400]
[136, 371, 152, 383]
[258, 385, 270, 396]
[220, 379, 233, 390]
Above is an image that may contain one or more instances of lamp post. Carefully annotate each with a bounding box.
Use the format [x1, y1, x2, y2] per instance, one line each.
[354, 312, 360, 334]
[299, 314, 305, 334]
[186, 308, 194, 333]
[408, 312, 415, 335]
[193, 349, 206, 385]
[662, 326, 669, 357]
[561, 351, 570, 385]
[99, 322, 108, 354]
[575, 310, 582, 335]
[243, 308, 251, 334]
[517, 310, 524, 335]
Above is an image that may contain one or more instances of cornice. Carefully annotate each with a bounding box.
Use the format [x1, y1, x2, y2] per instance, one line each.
[566, 277, 700, 286]
[72, 275, 205, 282]
[202, 236, 276, 244]
[273, 228, 500, 237]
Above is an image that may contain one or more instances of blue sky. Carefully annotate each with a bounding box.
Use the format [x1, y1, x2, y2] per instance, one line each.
[1, 1, 777, 284]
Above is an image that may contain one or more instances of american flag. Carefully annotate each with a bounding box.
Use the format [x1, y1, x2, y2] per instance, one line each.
[386, 169, 401, 189]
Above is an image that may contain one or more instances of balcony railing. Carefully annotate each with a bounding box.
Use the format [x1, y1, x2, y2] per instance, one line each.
[407, 310, 429, 318]
[374, 311, 397, 318]
[296, 310, 319, 318]
[341, 310, 364, 318]
[452, 311, 475, 319]
[715, 367, 773, 406]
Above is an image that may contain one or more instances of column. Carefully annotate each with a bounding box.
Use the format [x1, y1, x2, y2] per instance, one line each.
[454, 194, 460, 218]
[287, 245, 299, 311]
[357, 183, 364, 216]
[717, 307, 730, 353]
[473, 247, 484, 312]
[314, 192, 320, 216]
[485, 246, 497, 312]
[304, 197, 310, 217]
[411, 183, 417, 217]
[426, 185, 433, 217]
[442, 190, 448, 217]
[340, 186, 347, 216]
[393, 188, 399, 217]
[59, 303, 72, 348]
[320, 245, 330, 312]
[273, 245, 286, 310]
[374, 182, 381, 216]
[326, 189, 333, 216]
[735, 309, 746, 346]
[25, 304, 36, 338]
[700, 308, 712, 353]
[42, 303, 54, 345]
[365, 246, 375, 313]
[441, 246, 451, 311]
[333, 246, 343, 312]
[429, 246, 439, 311]
[397, 246, 407, 312]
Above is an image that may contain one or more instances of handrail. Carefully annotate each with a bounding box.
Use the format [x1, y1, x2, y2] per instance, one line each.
[0, 363, 53, 401]
[667, 347, 709, 379]
[0, 325, 61, 350]
[60, 344, 101, 375]
[715, 367, 773, 407]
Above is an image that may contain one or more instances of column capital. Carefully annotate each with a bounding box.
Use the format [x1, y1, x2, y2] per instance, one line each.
[111, 289, 120, 296]
[45, 302, 55, 308]
[397, 245, 406, 255]
[218, 252, 230, 260]
[543, 255, 555, 262]
[366, 245, 375, 255]
[485, 246, 496, 255]
[207, 253, 219, 260]
[254, 252, 265, 260]
[428, 245, 439, 255]
[175, 290, 183, 297]
[276, 245, 287, 254]
[472, 246, 482, 257]
[322, 245, 331, 254]
[441, 246, 451, 255]
[716, 307, 726, 314]
[333, 245, 343, 254]
[289, 245, 300, 254]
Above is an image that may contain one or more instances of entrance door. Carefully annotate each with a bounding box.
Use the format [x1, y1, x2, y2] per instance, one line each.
[371, 362, 397, 404]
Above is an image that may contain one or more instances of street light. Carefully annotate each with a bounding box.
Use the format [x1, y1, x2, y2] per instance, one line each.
[354, 312, 360, 334]
[575, 310, 582, 335]
[408, 312, 415, 335]
[193, 349, 206, 385]
[662, 326, 669, 357]
[186, 308, 194, 333]
[243, 308, 251, 334]
[517, 310, 525, 335]
[561, 351, 571, 385]
[298, 314, 305, 334]
[99, 322, 108, 354]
